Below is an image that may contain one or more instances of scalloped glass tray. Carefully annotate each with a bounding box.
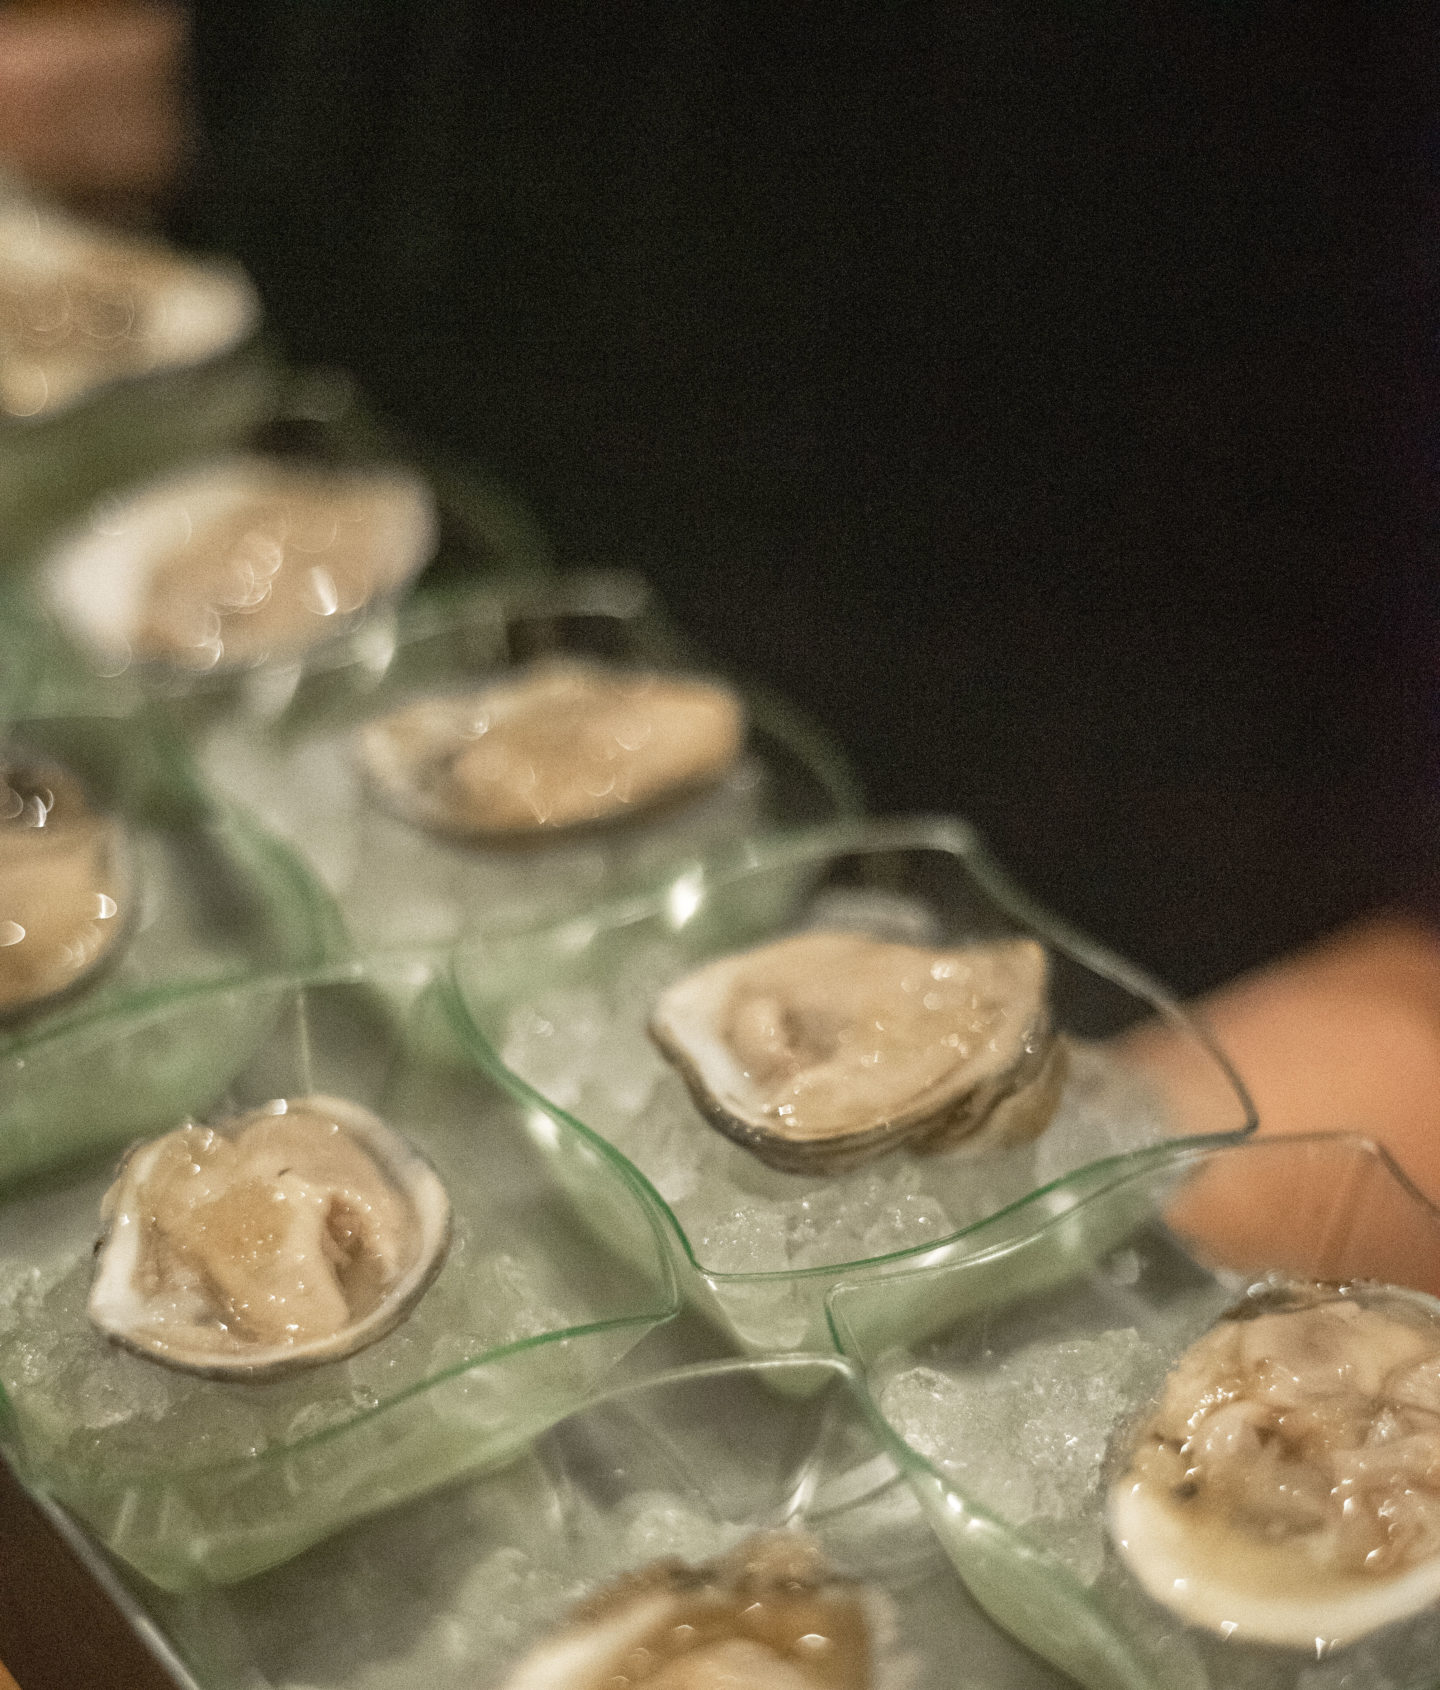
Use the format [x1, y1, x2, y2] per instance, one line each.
[828, 1133, 1440, 1690]
[451, 815, 1255, 1355]
[0, 959, 678, 1591]
[39, 1354, 1075, 1690]
[196, 572, 860, 951]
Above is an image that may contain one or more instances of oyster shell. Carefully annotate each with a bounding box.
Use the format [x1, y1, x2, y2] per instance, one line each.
[0, 199, 258, 421]
[44, 454, 437, 673]
[88, 1094, 450, 1379]
[501, 1530, 887, 1689]
[649, 931, 1065, 1174]
[1108, 1279, 1440, 1649]
[0, 752, 132, 1018]
[358, 660, 745, 840]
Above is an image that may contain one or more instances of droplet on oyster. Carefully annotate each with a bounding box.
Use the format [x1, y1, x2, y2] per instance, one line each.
[500, 1530, 887, 1690]
[88, 1094, 450, 1379]
[357, 660, 745, 840]
[0, 200, 258, 421]
[1108, 1279, 1440, 1649]
[44, 455, 437, 673]
[649, 931, 1065, 1175]
[0, 753, 132, 1018]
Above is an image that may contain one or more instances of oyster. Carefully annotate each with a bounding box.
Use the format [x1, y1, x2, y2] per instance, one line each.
[358, 660, 745, 840]
[88, 1094, 450, 1378]
[0, 753, 132, 1018]
[0, 199, 258, 421]
[501, 1530, 887, 1689]
[44, 455, 437, 673]
[649, 931, 1065, 1174]
[1108, 1279, 1440, 1649]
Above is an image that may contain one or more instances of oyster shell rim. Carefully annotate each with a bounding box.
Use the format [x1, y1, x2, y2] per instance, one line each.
[40, 452, 440, 677]
[355, 660, 750, 849]
[647, 931, 1066, 1177]
[0, 198, 261, 427]
[87, 1091, 453, 1382]
[0, 747, 138, 1026]
[1104, 1277, 1440, 1651]
[497, 1526, 892, 1690]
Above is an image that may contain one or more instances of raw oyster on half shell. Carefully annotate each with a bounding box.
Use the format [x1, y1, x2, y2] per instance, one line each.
[649, 931, 1065, 1175]
[1108, 1278, 1440, 1650]
[358, 659, 745, 840]
[501, 1529, 891, 1690]
[88, 1094, 450, 1379]
[0, 199, 258, 421]
[0, 752, 132, 1018]
[44, 454, 437, 674]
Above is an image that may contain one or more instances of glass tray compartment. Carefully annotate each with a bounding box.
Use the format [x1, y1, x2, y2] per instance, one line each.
[60, 1356, 1075, 1690]
[0, 959, 679, 1591]
[198, 571, 859, 951]
[452, 815, 1255, 1356]
[828, 1134, 1440, 1690]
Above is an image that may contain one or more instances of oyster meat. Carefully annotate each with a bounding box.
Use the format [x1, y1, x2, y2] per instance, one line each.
[0, 753, 131, 1018]
[1108, 1279, 1440, 1649]
[649, 931, 1065, 1174]
[44, 455, 437, 673]
[501, 1530, 886, 1689]
[0, 200, 258, 421]
[358, 660, 745, 839]
[88, 1094, 450, 1378]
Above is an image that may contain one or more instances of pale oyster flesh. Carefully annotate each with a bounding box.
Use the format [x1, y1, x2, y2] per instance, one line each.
[648, 931, 1064, 1174]
[0, 754, 131, 1018]
[88, 1094, 450, 1378]
[1108, 1279, 1440, 1649]
[0, 202, 258, 420]
[44, 455, 437, 673]
[358, 660, 745, 840]
[501, 1530, 883, 1690]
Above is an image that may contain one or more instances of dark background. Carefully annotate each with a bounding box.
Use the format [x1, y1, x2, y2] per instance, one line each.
[181, 2, 1440, 999]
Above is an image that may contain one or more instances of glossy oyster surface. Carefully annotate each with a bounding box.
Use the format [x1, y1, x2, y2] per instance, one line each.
[649, 931, 1064, 1175]
[0, 753, 132, 1018]
[88, 1094, 451, 1379]
[501, 1530, 884, 1690]
[0, 201, 258, 421]
[45, 455, 437, 673]
[1108, 1279, 1440, 1649]
[358, 660, 745, 840]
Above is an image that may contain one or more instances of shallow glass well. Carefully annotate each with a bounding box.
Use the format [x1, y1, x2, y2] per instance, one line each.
[0, 959, 678, 1590]
[199, 571, 859, 951]
[452, 816, 1254, 1356]
[76, 1355, 1072, 1690]
[828, 1134, 1440, 1690]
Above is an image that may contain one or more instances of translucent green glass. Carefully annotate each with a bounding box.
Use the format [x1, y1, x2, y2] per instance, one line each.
[57, 1356, 1070, 1690]
[0, 341, 284, 575]
[828, 1134, 1440, 1690]
[0, 960, 679, 1591]
[451, 816, 1255, 1356]
[0, 712, 347, 1188]
[198, 571, 860, 951]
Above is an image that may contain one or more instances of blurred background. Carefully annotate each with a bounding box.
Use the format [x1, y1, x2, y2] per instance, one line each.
[4, 0, 1436, 998]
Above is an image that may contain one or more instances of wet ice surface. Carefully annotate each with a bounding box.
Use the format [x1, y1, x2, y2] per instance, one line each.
[0, 1212, 582, 1475]
[881, 1327, 1162, 1587]
[879, 1276, 1440, 1690]
[500, 924, 1171, 1282]
[204, 719, 765, 950]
